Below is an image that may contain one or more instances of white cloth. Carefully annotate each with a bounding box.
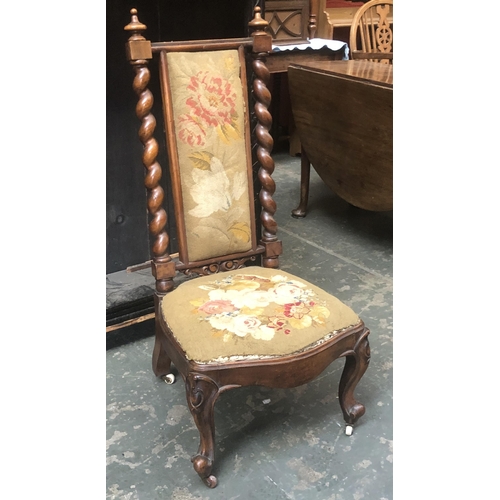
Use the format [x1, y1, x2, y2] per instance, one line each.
[272, 38, 349, 60]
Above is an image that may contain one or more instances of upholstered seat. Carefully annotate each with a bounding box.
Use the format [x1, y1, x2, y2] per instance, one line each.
[162, 266, 360, 363]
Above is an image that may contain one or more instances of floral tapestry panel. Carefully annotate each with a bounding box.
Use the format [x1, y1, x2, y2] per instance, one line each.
[167, 50, 253, 262]
[161, 266, 361, 363]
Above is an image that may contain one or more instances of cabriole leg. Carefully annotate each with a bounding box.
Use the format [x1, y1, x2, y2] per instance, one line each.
[338, 330, 371, 433]
[185, 373, 220, 488]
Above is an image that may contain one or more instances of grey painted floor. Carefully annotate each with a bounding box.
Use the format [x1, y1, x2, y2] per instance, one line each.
[106, 148, 393, 500]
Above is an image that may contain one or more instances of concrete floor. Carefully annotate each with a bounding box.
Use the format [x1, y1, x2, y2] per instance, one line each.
[106, 146, 393, 499]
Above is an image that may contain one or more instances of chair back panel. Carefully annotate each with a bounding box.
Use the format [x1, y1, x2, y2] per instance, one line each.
[159, 47, 257, 264]
[349, 0, 393, 63]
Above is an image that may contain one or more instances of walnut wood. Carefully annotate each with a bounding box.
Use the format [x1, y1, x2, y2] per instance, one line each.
[288, 60, 392, 212]
[151, 38, 253, 53]
[339, 329, 370, 423]
[125, 7, 370, 488]
[185, 373, 221, 488]
[158, 50, 189, 265]
[250, 14, 282, 269]
[125, 10, 174, 295]
[152, 296, 172, 377]
[291, 146, 311, 218]
[175, 248, 264, 273]
[180, 256, 258, 277]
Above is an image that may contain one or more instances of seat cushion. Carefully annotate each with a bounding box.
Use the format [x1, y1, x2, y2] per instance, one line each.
[161, 266, 360, 363]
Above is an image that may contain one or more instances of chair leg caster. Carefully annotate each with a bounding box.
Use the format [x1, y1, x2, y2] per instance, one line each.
[345, 425, 353, 436]
[192, 455, 218, 488]
[202, 474, 218, 488]
[161, 373, 175, 384]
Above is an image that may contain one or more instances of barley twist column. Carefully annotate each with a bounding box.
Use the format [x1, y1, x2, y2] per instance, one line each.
[249, 7, 282, 268]
[125, 9, 175, 294]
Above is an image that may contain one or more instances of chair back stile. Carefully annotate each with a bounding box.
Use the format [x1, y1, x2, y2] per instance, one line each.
[124, 10, 175, 295]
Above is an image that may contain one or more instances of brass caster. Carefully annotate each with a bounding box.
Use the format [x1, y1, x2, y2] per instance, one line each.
[161, 373, 175, 384]
[345, 425, 353, 436]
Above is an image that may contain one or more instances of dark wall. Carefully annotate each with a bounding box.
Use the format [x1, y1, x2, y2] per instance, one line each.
[107, 0, 162, 274]
[106, 0, 263, 274]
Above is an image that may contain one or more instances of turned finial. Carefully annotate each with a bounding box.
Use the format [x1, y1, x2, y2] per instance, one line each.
[124, 8, 151, 62]
[248, 6, 269, 34]
[124, 8, 147, 39]
[248, 6, 272, 52]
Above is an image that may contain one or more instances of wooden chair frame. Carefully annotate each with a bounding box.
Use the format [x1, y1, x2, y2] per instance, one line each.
[124, 7, 370, 488]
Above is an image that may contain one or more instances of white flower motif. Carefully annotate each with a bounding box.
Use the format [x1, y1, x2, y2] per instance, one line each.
[208, 288, 273, 309]
[188, 156, 247, 218]
[225, 280, 261, 291]
[208, 314, 235, 331]
[208, 288, 242, 303]
[251, 325, 275, 341]
[229, 315, 261, 337]
[272, 282, 309, 305]
[208, 313, 275, 340]
[233, 290, 273, 309]
[270, 274, 288, 283]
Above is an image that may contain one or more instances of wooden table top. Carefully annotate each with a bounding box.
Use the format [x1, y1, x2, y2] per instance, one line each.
[288, 60, 393, 88]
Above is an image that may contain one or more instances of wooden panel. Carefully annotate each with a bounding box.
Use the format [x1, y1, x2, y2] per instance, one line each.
[265, 0, 309, 44]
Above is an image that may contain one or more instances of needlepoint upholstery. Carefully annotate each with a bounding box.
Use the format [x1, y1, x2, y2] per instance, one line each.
[161, 266, 361, 363]
[167, 50, 253, 262]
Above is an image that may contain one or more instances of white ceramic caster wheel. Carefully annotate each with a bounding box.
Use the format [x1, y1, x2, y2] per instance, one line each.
[162, 373, 175, 384]
[345, 425, 353, 436]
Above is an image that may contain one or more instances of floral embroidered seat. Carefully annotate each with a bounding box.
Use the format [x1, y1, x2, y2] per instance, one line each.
[163, 266, 360, 363]
[124, 6, 370, 489]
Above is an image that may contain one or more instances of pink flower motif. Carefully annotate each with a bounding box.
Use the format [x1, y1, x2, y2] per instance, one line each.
[267, 316, 287, 330]
[283, 301, 311, 320]
[177, 114, 206, 146]
[186, 71, 237, 128]
[199, 300, 237, 315]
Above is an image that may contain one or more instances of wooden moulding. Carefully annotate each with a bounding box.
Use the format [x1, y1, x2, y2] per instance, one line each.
[151, 38, 253, 53]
